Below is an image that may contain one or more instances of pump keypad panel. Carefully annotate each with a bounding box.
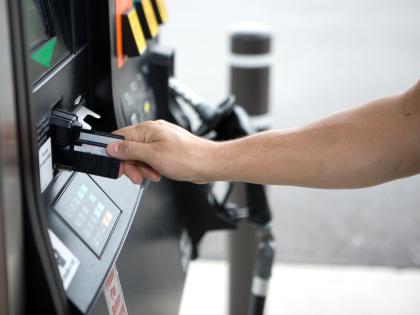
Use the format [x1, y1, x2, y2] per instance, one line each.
[53, 173, 121, 257]
[47, 172, 142, 313]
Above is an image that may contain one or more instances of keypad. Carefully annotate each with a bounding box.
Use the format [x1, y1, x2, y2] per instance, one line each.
[54, 174, 121, 256]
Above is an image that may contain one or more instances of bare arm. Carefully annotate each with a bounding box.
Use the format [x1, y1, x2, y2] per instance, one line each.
[107, 81, 420, 188]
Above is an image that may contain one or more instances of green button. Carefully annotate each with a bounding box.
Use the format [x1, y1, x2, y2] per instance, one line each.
[31, 37, 57, 68]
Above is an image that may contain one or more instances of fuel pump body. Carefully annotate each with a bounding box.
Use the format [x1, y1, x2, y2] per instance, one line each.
[1, 1, 190, 314]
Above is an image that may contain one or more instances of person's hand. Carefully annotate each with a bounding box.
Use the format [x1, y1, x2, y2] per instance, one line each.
[106, 120, 218, 184]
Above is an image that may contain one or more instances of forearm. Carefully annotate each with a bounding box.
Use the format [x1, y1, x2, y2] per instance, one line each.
[208, 82, 420, 188]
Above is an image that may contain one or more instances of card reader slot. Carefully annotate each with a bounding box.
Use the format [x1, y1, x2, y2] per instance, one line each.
[50, 109, 124, 179]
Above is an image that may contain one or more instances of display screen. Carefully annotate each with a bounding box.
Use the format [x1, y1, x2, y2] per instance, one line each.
[54, 174, 121, 257]
[26, 0, 51, 49]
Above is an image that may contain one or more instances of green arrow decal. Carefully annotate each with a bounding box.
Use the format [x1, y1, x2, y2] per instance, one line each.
[31, 37, 57, 68]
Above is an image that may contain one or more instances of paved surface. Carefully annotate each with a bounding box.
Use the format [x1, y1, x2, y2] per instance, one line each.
[179, 260, 420, 315]
[162, 0, 420, 267]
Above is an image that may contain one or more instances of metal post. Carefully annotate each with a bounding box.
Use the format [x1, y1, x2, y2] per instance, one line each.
[0, 0, 25, 312]
[227, 22, 272, 315]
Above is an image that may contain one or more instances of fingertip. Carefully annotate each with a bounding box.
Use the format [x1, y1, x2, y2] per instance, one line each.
[146, 173, 161, 183]
[150, 172, 161, 183]
[152, 175, 161, 183]
[107, 142, 119, 156]
[124, 163, 143, 185]
[130, 175, 143, 185]
[137, 164, 161, 183]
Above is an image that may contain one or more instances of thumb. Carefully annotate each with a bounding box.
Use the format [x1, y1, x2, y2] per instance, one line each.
[107, 140, 152, 164]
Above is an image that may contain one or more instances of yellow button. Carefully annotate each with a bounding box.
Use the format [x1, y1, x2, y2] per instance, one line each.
[143, 101, 151, 114]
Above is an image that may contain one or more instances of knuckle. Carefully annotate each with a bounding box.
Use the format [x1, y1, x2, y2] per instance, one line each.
[155, 119, 167, 126]
[115, 126, 135, 140]
[143, 120, 154, 128]
[120, 141, 132, 154]
[142, 121, 158, 132]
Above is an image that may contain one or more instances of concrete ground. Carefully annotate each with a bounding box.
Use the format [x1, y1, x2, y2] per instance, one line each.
[180, 260, 420, 315]
[162, 0, 420, 267]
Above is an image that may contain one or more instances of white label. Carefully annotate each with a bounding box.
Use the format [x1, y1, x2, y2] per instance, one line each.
[104, 265, 128, 315]
[48, 230, 80, 291]
[39, 138, 53, 192]
[251, 276, 269, 297]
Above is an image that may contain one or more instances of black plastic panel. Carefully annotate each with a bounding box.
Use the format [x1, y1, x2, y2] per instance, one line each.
[90, 178, 188, 315]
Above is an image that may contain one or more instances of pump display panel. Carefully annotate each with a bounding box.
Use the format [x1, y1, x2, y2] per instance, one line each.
[25, 0, 70, 81]
[26, 0, 51, 49]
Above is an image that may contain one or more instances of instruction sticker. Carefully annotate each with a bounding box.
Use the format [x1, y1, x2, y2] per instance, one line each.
[39, 137, 53, 192]
[48, 230, 80, 291]
[104, 265, 128, 315]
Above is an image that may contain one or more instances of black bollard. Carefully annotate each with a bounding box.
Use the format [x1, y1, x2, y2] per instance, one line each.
[227, 22, 272, 315]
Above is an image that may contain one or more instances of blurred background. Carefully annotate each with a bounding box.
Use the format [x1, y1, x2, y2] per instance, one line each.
[161, 0, 420, 314]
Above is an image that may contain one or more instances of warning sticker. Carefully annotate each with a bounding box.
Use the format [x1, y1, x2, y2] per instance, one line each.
[143, 0, 159, 37]
[104, 265, 128, 315]
[127, 9, 147, 54]
[48, 230, 80, 291]
[156, 0, 169, 23]
[39, 138, 53, 192]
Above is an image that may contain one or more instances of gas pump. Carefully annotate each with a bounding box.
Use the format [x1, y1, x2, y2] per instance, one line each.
[0, 0, 274, 314]
[2, 0, 190, 314]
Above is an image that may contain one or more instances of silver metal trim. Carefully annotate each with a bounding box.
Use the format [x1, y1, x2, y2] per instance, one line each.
[74, 105, 101, 130]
